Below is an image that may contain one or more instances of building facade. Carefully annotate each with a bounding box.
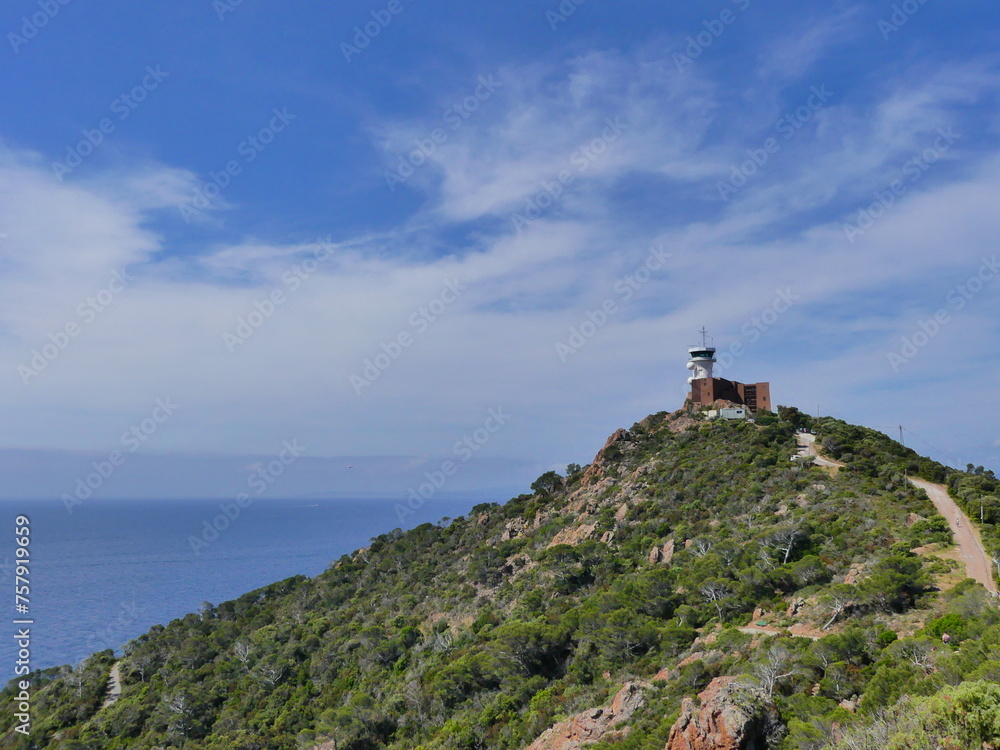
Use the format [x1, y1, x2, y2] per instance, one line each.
[686, 333, 772, 412]
[689, 377, 772, 412]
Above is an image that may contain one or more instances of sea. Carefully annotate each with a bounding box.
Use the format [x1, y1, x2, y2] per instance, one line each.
[1, 496, 482, 679]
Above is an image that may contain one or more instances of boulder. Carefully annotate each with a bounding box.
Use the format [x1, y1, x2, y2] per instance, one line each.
[662, 539, 676, 564]
[582, 429, 631, 484]
[665, 676, 782, 750]
[547, 522, 598, 548]
[786, 597, 804, 618]
[501, 518, 530, 542]
[843, 564, 864, 585]
[525, 682, 647, 750]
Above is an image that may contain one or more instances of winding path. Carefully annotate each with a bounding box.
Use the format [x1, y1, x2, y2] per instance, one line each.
[907, 477, 998, 594]
[796, 433, 844, 472]
[797, 433, 998, 594]
[101, 662, 122, 709]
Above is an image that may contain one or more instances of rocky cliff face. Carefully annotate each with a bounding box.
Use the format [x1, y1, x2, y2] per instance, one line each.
[664, 677, 782, 750]
[525, 675, 782, 750]
[524, 682, 647, 750]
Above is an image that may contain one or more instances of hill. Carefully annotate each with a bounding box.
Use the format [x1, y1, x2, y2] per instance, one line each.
[3, 404, 1000, 749]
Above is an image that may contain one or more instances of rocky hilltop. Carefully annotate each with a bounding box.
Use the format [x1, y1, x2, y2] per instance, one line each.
[665, 677, 779, 750]
[3, 404, 1000, 750]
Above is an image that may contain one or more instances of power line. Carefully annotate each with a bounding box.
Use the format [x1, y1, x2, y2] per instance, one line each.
[901, 426, 964, 469]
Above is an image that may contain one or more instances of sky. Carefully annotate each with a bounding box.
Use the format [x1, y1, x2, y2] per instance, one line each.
[0, 0, 998, 501]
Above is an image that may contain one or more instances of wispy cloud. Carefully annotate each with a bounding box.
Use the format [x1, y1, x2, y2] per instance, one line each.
[1, 37, 999, 489]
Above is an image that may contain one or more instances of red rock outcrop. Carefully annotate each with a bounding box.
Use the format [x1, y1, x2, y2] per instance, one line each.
[661, 539, 676, 563]
[665, 676, 780, 750]
[525, 682, 647, 750]
[547, 522, 598, 548]
[582, 429, 630, 484]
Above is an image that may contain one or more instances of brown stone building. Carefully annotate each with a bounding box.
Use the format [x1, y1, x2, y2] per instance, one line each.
[689, 377, 771, 412]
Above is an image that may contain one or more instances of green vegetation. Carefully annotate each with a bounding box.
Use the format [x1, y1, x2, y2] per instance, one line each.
[813, 411, 1000, 571]
[824, 679, 1000, 750]
[1, 405, 997, 749]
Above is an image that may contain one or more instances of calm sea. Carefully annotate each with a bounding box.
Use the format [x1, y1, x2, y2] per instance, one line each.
[1, 497, 480, 677]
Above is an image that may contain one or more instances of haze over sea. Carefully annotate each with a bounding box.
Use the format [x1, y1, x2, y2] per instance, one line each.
[1, 497, 479, 676]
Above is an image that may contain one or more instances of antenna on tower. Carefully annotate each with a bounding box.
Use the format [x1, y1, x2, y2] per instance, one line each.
[699, 327, 710, 347]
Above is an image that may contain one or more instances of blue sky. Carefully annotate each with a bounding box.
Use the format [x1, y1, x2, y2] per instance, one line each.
[1, 0, 999, 500]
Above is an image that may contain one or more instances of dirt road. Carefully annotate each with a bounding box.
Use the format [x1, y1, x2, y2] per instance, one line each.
[101, 662, 122, 708]
[908, 477, 998, 594]
[796, 433, 844, 471]
[797, 433, 997, 594]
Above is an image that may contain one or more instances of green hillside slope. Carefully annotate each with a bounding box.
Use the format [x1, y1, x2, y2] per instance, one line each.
[3, 405, 999, 750]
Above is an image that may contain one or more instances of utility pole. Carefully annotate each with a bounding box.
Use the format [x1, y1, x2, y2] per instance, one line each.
[899, 425, 906, 481]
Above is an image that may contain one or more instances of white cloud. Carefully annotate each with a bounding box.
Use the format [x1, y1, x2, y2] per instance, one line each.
[2, 45, 1000, 493]
[377, 50, 722, 223]
[756, 9, 862, 83]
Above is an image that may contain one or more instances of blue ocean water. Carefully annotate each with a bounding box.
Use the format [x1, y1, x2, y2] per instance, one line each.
[1, 497, 480, 678]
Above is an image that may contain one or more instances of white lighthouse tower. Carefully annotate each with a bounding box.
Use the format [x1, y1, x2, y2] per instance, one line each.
[686, 327, 716, 384]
